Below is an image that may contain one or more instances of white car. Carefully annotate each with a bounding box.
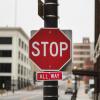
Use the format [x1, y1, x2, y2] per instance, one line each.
[88, 79, 94, 99]
[88, 88, 94, 99]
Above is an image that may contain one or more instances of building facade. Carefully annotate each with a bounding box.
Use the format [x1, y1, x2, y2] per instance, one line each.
[0, 27, 32, 90]
[72, 38, 94, 69]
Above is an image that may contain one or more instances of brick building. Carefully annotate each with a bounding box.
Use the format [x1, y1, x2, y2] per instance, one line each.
[72, 38, 94, 69]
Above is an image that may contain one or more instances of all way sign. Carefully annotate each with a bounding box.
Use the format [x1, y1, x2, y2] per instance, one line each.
[36, 72, 62, 81]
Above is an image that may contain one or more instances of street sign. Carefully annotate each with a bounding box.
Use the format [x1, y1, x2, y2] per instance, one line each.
[36, 72, 62, 81]
[29, 28, 71, 71]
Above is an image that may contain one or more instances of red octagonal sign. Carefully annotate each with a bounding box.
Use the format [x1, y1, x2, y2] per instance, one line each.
[29, 28, 71, 71]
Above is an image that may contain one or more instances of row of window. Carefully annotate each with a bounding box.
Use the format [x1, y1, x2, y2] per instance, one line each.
[18, 64, 30, 76]
[73, 63, 83, 68]
[74, 58, 86, 61]
[18, 51, 28, 64]
[73, 57, 89, 61]
[0, 62, 30, 76]
[0, 37, 12, 44]
[0, 63, 11, 73]
[74, 45, 90, 49]
[0, 50, 12, 57]
[74, 51, 90, 55]
[19, 38, 28, 52]
[0, 37, 28, 52]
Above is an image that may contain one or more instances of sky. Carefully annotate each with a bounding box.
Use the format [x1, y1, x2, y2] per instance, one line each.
[0, 0, 95, 43]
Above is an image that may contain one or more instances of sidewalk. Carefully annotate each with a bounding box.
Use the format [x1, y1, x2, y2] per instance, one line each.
[0, 90, 25, 97]
[0, 82, 43, 97]
[76, 81, 91, 100]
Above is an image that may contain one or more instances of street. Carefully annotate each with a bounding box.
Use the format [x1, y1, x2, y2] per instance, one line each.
[0, 89, 42, 100]
[0, 80, 91, 100]
[0, 80, 72, 100]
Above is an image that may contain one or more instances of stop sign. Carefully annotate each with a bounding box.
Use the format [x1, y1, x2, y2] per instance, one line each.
[29, 28, 71, 71]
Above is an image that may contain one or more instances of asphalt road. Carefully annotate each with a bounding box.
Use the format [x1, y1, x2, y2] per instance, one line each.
[0, 80, 72, 100]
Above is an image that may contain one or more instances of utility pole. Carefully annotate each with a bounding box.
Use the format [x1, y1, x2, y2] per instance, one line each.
[43, 0, 58, 100]
[94, 0, 100, 100]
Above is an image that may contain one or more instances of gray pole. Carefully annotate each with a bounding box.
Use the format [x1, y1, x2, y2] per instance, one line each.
[43, 0, 58, 100]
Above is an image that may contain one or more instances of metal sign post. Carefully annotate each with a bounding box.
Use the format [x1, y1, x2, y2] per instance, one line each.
[43, 0, 58, 100]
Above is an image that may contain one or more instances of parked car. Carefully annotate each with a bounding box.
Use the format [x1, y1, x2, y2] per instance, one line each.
[88, 88, 94, 99]
[65, 88, 74, 94]
[85, 84, 89, 93]
[65, 79, 74, 94]
[88, 79, 94, 99]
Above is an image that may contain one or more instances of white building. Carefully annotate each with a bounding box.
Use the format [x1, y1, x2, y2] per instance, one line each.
[72, 38, 94, 69]
[0, 27, 33, 90]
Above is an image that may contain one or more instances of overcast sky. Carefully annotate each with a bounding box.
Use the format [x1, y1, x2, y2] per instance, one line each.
[0, 0, 94, 43]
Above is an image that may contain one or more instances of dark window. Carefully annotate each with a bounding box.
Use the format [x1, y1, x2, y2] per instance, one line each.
[18, 51, 20, 59]
[24, 56, 26, 62]
[18, 64, 20, 74]
[27, 58, 28, 64]
[22, 41, 23, 48]
[0, 63, 11, 73]
[0, 50, 12, 57]
[24, 68, 26, 75]
[74, 51, 90, 55]
[25, 44, 26, 51]
[21, 54, 23, 61]
[21, 66, 23, 75]
[26, 46, 28, 52]
[19, 38, 21, 47]
[74, 45, 90, 49]
[0, 37, 12, 44]
[0, 76, 11, 90]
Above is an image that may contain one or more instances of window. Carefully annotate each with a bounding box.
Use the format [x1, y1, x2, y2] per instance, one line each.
[19, 39, 21, 47]
[21, 54, 23, 61]
[22, 41, 24, 48]
[25, 44, 26, 51]
[18, 64, 20, 74]
[24, 68, 26, 75]
[74, 45, 90, 49]
[24, 56, 26, 62]
[74, 51, 90, 55]
[0, 37, 12, 44]
[0, 76, 11, 90]
[21, 66, 23, 75]
[0, 50, 12, 57]
[23, 43, 25, 50]
[26, 46, 28, 52]
[0, 63, 11, 73]
[27, 58, 28, 64]
[24, 67, 26, 76]
[18, 51, 20, 59]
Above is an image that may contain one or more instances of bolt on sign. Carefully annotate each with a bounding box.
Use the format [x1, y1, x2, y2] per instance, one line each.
[29, 28, 71, 71]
